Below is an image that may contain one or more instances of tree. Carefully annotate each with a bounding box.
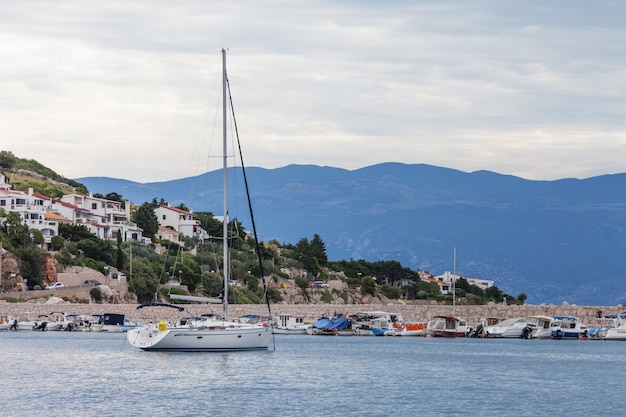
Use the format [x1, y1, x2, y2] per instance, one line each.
[380, 284, 402, 299]
[15, 246, 45, 287]
[31, 229, 44, 246]
[1, 211, 31, 247]
[310, 234, 328, 266]
[127, 260, 160, 303]
[133, 202, 159, 239]
[0, 150, 17, 169]
[360, 276, 377, 296]
[58, 223, 94, 242]
[486, 285, 504, 302]
[78, 238, 114, 265]
[196, 212, 222, 238]
[150, 197, 168, 208]
[50, 235, 65, 251]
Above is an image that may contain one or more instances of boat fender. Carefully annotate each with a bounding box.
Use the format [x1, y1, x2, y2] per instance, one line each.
[158, 321, 167, 331]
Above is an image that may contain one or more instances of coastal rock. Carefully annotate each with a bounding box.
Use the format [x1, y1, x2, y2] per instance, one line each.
[44, 296, 67, 305]
[95, 285, 127, 304]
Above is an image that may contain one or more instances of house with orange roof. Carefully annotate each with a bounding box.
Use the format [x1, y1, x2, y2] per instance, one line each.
[421, 276, 452, 295]
[57, 193, 147, 243]
[156, 225, 180, 243]
[154, 204, 209, 241]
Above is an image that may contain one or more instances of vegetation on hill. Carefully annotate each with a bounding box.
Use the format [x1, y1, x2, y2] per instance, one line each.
[1, 206, 524, 305]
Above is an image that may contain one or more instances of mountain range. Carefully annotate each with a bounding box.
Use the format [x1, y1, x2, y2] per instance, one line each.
[76, 163, 626, 306]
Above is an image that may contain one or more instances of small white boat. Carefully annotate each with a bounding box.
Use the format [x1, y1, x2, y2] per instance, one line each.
[0, 314, 18, 330]
[14, 312, 46, 331]
[550, 315, 587, 339]
[602, 314, 626, 341]
[485, 317, 530, 338]
[91, 313, 139, 332]
[351, 311, 403, 336]
[272, 314, 311, 335]
[528, 315, 554, 339]
[426, 315, 470, 338]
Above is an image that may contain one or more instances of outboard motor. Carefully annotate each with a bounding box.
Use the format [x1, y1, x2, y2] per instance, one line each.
[472, 323, 484, 338]
[520, 325, 532, 339]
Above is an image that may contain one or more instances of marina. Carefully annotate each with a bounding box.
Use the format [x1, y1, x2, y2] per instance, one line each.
[2, 328, 625, 417]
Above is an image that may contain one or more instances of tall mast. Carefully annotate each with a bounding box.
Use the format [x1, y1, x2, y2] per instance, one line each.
[452, 247, 456, 315]
[222, 48, 229, 321]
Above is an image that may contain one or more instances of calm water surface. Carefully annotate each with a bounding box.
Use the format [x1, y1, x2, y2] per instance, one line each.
[2, 331, 624, 417]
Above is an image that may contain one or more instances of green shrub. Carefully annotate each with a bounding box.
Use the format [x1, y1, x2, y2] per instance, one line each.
[90, 288, 102, 303]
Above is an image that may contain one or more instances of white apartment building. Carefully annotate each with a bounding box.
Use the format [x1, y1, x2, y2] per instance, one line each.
[435, 271, 494, 290]
[154, 205, 209, 241]
[0, 174, 60, 249]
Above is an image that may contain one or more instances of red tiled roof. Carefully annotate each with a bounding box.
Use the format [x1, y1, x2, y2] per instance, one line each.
[45, 212, 71, 222]
[160, 205, 194, 216]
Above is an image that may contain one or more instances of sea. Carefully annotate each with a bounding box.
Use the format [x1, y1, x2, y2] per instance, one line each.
[2, 331, 624, 417]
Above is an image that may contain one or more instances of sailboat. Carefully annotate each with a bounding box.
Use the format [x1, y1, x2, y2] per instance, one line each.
[126, 49, 273, 352]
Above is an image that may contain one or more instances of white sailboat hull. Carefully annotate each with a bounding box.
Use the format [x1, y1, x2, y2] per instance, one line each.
[127, 322, 273, 352]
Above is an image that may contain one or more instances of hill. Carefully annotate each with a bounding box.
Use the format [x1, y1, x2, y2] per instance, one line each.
[76, 163, 626, 306]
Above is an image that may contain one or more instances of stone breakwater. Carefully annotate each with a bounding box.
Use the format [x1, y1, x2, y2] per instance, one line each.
[1, 299, 622, 326]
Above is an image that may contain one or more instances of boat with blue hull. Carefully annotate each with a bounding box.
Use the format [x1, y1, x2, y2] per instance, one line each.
[550, 315, 588, 339]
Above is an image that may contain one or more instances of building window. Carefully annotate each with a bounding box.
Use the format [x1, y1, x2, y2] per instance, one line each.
[92, 203, 97, 210]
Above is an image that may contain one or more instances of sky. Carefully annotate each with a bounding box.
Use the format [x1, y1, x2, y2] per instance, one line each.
[2, 0, 625, 183]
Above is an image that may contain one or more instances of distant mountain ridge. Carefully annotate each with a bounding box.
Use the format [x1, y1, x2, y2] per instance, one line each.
[76, 163, 626, 306]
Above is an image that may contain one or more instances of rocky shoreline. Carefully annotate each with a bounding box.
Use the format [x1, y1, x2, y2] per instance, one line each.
[1, 297, 622, 326]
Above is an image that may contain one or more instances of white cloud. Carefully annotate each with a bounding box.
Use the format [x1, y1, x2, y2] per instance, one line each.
[1, 0, 625, 182]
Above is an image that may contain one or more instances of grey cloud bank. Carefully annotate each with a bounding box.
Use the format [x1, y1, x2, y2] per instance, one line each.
[2, 0, 624, 182]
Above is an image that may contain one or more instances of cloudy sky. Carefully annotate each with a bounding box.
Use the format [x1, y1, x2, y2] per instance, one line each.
[2, 1, 625, 182]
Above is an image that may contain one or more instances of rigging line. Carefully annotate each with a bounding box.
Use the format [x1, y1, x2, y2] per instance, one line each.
[225, 76, 273, 322]
[152, 238, 175, 303]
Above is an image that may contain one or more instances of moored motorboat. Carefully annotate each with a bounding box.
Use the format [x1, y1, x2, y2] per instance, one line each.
[351, 311, 403, 336]
[485, 317, 530, 338]
[426, 315, 470, 337]
[550, 315, 587, 339]
[272, 313, 311, 335]
[602, 314, 626, 340]
[0, 314, 18, 330]
[527, 315, 553, 339]
[307, 316, 351, 335]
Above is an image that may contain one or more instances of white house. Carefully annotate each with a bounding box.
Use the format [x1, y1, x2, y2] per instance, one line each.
[156, 225, 180, 244]
[421, 276, 452, 294]
[58, 193, 143, 242]
[0, 176, 60, 249]
[435, 271, 494, 291]
[154, 205, 208, 241]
